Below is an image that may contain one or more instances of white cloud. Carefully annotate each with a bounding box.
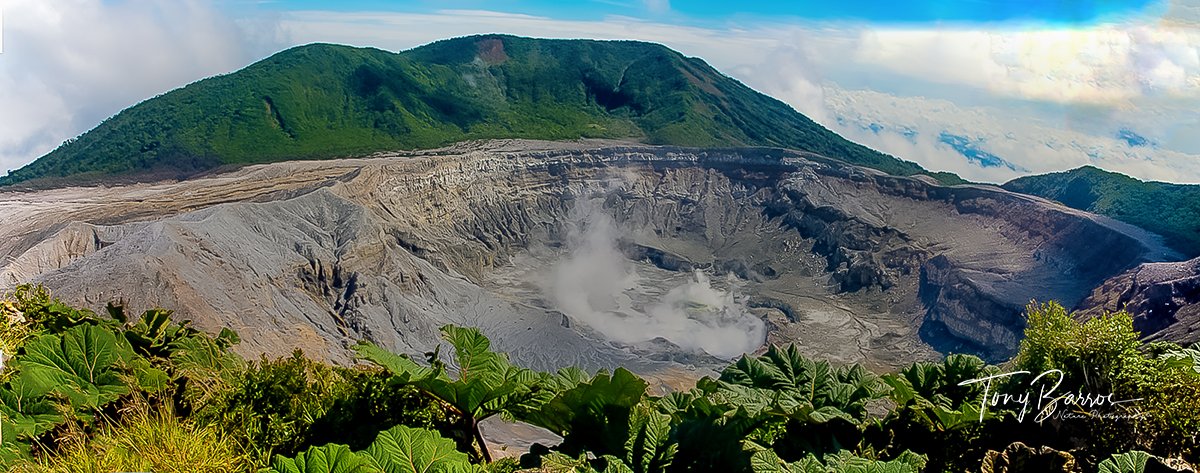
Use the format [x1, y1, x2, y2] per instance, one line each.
[2, 3, 1197, 185]
[822, 25, 1200, 106]
[644, 0, 670, 14]
[0, 0, 282, 174]
[824, 88, 1200, 183]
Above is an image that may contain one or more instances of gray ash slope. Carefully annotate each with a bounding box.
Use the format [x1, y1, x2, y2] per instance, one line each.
[0, 140, 1177, 376]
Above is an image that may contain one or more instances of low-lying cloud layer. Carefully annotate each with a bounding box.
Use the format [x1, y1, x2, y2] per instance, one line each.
[547, 199, 766, 360]
[825, 88, 1200, 183]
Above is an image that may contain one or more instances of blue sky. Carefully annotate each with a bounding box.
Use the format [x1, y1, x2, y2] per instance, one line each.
[248, 0, 1161, 24]
[2, 0, 1198, 183]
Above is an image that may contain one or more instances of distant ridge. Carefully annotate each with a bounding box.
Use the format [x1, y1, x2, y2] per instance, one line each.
[1, 34, 960, 187]
[1004, 166, 1200, 257]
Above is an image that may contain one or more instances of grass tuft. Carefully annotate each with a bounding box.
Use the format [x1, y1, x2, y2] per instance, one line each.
[12, 403, 251, 473]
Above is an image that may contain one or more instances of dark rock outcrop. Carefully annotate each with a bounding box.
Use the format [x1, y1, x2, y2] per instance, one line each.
[1076, 256, 1200, 345]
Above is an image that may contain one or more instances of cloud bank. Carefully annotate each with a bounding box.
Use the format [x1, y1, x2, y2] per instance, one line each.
[825, 88, 1200, 183]
[0, 0, 282, 174]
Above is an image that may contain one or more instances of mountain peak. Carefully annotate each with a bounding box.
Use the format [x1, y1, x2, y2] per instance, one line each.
[1, 36, 933, 188]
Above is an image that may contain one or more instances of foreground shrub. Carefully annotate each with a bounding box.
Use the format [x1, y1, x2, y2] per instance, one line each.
[356, 326, 555, 463]
[1013, 301, 1200, 465]
[196, 349, 450, 467]
[0, 284, 244, 464]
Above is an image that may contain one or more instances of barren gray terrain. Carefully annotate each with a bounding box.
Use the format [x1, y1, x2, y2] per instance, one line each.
[0, 140, 1178, 383]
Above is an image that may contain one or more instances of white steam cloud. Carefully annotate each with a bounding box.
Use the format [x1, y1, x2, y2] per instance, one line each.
[547, 199, 765, 360]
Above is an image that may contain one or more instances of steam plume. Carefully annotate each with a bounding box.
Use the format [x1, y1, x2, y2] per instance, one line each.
[547, 199, 766, 359]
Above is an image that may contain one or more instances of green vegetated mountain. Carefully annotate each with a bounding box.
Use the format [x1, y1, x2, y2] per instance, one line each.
[1003, 165, 1200, 257]
[0, 34, 957, 187]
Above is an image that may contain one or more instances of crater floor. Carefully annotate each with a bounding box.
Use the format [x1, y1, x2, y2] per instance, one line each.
[0, 140, 1176, 379]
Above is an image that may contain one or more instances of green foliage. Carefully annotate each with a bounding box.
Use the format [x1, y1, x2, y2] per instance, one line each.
[1098, 450, 1152, 473]
[1014, 301, 1200, 465]
[0, 285, 246, 469]
[0, 299, 32, 369]
[267, 444, 375, 473]
[519, 368, 675, 473]
[717, 344, 889, 460]
[748, 447, 925, 473]
[1014, 301, 1143, 392]
[1, 35, 943, 188]
[356, 325, 551, 463]
[719, 344, 888, 423]
[17, 324, 143, 410]
[0, 373, 65, 441]
[618, 403, 678, 473]
[1158, 345, 1200, 375]
[7, 285, 111, 334]
[266, 425, 478, 473]
[9, 403, 249, 473]
[5, 289, 1200, 473]
[523, 368, 648, 457]
[196, 350, 448, 467]
[530, 451, 637, 473]
[869, 354, 1004, 472]
[198, 351, 341, 464]
[364, 424, 480, 473]
[1003, 165, 1200, 257]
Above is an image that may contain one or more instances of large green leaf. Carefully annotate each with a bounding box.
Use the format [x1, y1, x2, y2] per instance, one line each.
[539, 451, 594, 473]
[820, 450, 926, 473]
[882, 354, 998, 431]
[266, 427, 478, 473]
[522, 370, 672, 473]
[431, 326, 548, 419]
[1160, 347, 1200, 375]
[599, 456, 637, 473]
[665, 348, 893, 472]
[1097, 451, 1152, 473]
[621, 403, 677, 473]
[749, 448, 808, 473]
[720, 345, 886, 422]
[363, 425, 479, 473]
[352, 343, 438, 383]
[268, 444, 380, 473]
[14, 324, 135, 409]
[0, 374, 63, 438]
[523, 368, 648, 457]
[168, 331, 244, 377]
[356, 326, 549, 421]
[749, 448, 925, 473]
[440, 326, 502, 383]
